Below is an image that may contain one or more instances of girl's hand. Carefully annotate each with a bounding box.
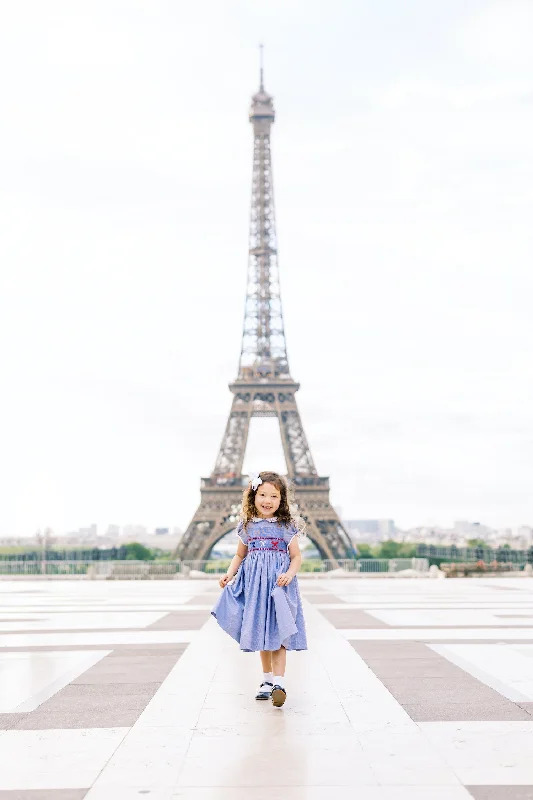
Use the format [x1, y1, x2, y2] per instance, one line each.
[219, 574, 231, 589]
[277, 573, 293, 587]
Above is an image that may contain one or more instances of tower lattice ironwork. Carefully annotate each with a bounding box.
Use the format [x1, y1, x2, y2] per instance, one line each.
[177, 64, 354, 562]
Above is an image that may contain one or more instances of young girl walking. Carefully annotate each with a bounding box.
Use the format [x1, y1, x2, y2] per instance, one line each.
[211, 470, 307, 707]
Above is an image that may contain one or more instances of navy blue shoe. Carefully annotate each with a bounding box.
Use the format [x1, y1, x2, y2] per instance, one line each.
[271, 684, 287, 707]
[255, 681, 273, 700]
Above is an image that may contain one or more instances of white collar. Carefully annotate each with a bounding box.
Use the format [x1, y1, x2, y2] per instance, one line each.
[251, 516, 278, 523]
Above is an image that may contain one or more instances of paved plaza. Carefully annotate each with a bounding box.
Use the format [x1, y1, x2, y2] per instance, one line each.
[1, 577, 533, 798]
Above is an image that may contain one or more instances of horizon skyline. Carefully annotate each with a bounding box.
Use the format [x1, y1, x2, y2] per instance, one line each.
[6, 514, 533, 540]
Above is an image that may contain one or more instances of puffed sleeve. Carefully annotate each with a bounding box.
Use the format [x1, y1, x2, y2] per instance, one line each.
[236, 521, 249, 546]
[284, 522, 299, 547]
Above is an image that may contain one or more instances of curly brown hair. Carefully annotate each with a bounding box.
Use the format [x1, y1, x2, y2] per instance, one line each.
[241, 471, 304, 533]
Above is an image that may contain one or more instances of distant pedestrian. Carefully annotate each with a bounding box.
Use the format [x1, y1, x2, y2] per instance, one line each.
[212, 470, 307, 707]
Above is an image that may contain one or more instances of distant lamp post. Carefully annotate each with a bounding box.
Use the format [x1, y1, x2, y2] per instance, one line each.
[35, 529, 43, 574]
[40, 527, 52, 575]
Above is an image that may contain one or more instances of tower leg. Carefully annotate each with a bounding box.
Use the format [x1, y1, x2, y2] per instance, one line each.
[213, 403, 252, 478]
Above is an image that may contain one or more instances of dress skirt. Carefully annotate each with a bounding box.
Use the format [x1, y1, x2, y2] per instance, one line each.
[211, 550, 308, 652]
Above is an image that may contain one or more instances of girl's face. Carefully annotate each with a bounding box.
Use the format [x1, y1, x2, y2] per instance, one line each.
[254, 482, 281, 518]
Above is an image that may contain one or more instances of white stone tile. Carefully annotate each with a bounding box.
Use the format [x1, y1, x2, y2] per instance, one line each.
[0, 728, 128, 790]
[91, 615, 219, 786]
[302, 604, 414, 729]
[431, 643, 533, 701]
[368, 609, 533, 627]
[196, 697, 350, 728]
[315, 603, 533, 609]
[511, 679, 533, 697]
[0, 649, 110, 712]
[338, 627, 533, 640]
[302, 600, 464, 781]
[135, 696, 206, 728]
[171, 789, 473, 800]
[355, 726, 461, 785]
[14, 603, 211, 611]
[194, 719, 358, 737]
[0, 630, 198, 648]
[420, 721, 533, 784]
[89, 790, 175, 800]
[176, 733, 378, 787]
[0, 611, 167, 632]
[87, 726, 192, 790]
[1, 574, 532, 794]
[0, 602, 197, 613]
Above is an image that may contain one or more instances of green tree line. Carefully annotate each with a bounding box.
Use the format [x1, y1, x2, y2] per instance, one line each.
[0, 539, 417, 561]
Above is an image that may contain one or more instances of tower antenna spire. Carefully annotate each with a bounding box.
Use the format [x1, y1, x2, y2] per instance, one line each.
[259, 42, 264, 90]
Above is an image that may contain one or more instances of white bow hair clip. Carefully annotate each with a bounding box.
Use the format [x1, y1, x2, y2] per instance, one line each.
[249, 471, 263, 491]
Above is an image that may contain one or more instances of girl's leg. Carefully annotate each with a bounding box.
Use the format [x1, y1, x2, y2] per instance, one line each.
[256, 651, 274, 699]
[259, 650, 273, 674]
[271, 645, 286, 678]
[271, 646, 287, 706]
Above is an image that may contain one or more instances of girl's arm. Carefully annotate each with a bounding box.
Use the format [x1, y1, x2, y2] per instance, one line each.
[277, 537, 302, 586]
[219, 539, 248, 588]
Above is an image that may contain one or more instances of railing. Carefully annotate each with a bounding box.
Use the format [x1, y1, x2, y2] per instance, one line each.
[324, 558, 429, 573]
[0, 560, 183, 577]
[417, 544, 533, 564]
[0, 557, 429, 578]
[0, 560, 94, 576]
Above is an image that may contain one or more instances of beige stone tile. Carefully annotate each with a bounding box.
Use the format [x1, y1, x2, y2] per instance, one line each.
[466, 788, 533, 800]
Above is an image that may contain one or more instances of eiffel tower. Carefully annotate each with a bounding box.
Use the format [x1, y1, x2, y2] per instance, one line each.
[177, 60, 354, 562]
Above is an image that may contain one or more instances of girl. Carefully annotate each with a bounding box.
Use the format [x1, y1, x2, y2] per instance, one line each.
[211, 470, 307, 707]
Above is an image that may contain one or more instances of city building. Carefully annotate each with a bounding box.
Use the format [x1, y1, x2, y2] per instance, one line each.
[343, 519, 396, 544]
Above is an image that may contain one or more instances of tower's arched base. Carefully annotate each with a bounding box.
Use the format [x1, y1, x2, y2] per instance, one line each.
[176, 477, 355, 562]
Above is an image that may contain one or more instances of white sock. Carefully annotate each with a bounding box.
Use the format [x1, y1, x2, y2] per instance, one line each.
[273, 675, 285, 688]
[263, 672, 274, 684]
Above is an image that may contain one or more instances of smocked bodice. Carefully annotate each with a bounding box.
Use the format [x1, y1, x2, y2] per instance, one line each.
[237, 518, 297, 555]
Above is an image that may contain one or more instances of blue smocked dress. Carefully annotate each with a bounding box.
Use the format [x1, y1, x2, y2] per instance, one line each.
[211, 518, 308, 652]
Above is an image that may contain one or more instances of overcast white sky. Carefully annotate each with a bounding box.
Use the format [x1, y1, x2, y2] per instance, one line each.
[1, 0, 532, 537]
